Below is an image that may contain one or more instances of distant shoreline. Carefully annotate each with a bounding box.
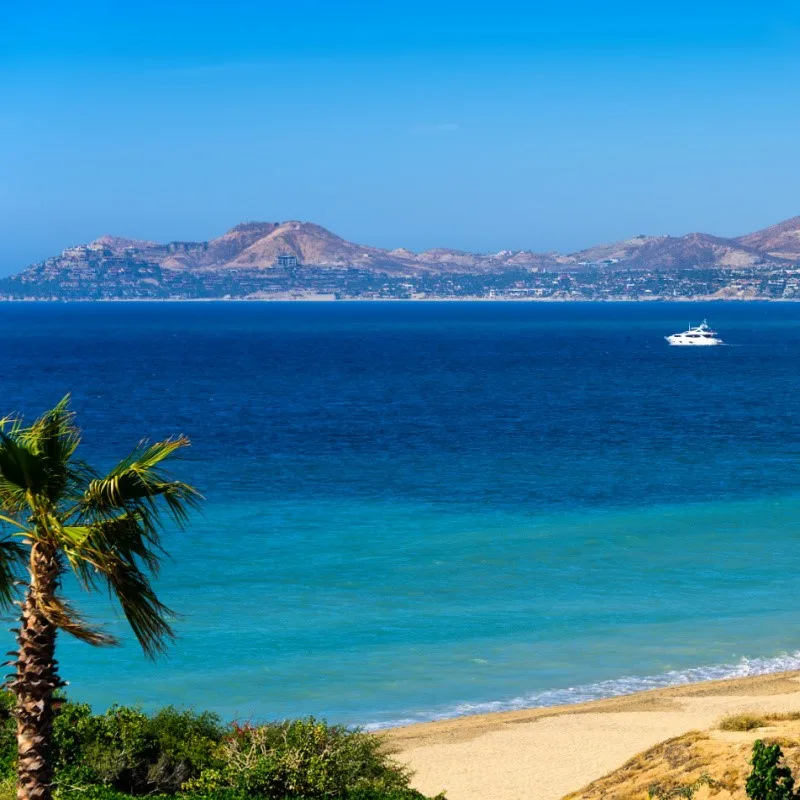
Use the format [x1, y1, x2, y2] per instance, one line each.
[1, 296, 799, 303]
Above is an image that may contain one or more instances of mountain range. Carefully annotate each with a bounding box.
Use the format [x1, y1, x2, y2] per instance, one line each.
[3, 215, 800, 301]
[13, 215, 800, 278]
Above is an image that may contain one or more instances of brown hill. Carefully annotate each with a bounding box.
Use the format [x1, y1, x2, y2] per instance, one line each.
[565, 713, 800, 800]
[187, 221, 573, 273]
[572, 232, 776, 270]
[155, 220, 381, 271]
[89, 234, 159, 250]
[736, 215, 800, 260]
[12, 214, 800, 287]
[61, 220, 568, 275]
[221, 221, 390, 271]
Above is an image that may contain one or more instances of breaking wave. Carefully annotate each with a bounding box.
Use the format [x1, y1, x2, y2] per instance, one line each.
[365, 651, 800, 730]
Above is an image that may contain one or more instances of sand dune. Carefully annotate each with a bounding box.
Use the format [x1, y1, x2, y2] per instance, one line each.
[384, 671, 800, 800]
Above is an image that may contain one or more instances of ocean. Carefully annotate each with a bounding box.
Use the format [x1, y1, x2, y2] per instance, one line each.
[2, 300, 800, 728]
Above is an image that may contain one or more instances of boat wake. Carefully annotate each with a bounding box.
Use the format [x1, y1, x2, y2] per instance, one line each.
[364, 651, 800, 730]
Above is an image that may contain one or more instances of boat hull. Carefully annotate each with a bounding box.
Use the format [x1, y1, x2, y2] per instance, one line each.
[665, 335, 722, 346]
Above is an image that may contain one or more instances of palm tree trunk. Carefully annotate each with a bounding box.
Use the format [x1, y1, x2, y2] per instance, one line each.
[11, 544, 61, 800]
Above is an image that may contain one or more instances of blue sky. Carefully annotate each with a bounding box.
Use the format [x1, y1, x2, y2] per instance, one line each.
[2, 1, 800, 274]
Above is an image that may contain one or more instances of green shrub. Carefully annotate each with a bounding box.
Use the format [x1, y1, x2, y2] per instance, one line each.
[0, 693, 440, 800]
[183, 718, 423, 799]
[746, 740, 796, 800]
[345, 789, 441, 800]
[57, 790, 173, 800]
[52, 703, 223, 795]
[0, 693, 15, 779]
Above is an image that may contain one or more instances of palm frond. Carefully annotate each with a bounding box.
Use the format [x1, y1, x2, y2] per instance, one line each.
[83, 436, 200, 529]
[62, 514, 160, 580]
[0, 413, 24, 435]
[0, 431, 48, 501]
[0, 513, 31, 534]
[36, 591, 117, 647]
[16, 396, 79, 459]
[0, 396, 90, 508]
[0, 537, 25, 609]
[100, 560, 175, 657]
[66, 436, 198, 656]
[16, 395, 91, 504]
[0, 475, 28, 515]
[0, 399, 199, 660]
[60, 516, 175, 657]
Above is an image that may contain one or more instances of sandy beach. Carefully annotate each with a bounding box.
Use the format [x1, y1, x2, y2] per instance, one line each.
[384, 671, 800, 800]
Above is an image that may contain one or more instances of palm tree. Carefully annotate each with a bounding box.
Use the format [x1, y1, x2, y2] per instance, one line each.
[0, 397, 200, 800]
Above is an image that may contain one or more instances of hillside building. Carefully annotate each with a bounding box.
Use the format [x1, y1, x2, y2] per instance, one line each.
[276, 254, 298, 268]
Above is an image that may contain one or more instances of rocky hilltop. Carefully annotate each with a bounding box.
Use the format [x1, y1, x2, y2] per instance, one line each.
[572, 231, 774, 270]
[3, 215, 800, 300]
[59, 220, 570, 275]
[735, 215, 800, 260]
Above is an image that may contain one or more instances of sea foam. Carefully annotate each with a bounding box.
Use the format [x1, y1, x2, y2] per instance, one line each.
[365, 651, 800, 730]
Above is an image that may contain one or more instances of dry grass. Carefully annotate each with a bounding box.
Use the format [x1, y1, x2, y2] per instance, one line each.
[718, 712, 800, 732]
[718, 713, 769, 732]
[563, 717, 800, 800]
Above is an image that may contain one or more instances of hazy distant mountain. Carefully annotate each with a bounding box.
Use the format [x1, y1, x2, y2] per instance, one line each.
[735, 215, 800, 260]
[3, 215, 799, 300]
[136, 220, 570, 274]
[571, 231, 777, 270]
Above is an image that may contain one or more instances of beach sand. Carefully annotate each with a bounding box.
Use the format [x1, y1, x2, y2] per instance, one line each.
[384, 671, 800, 800]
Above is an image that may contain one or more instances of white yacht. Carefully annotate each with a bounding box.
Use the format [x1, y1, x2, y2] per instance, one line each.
[665, 320, 723, 346]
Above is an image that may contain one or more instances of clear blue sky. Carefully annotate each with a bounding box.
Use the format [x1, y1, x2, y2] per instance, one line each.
[2, 0, 800, 274]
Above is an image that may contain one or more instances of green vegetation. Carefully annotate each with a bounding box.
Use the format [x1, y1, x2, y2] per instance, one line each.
[746, 740, 797, 800]
[0, 398, 200, 800]
[649, 738, 800, 800]
[0, 400, 439, 800]
[0, 694, 438, 800]
[647, 773, 718, 800]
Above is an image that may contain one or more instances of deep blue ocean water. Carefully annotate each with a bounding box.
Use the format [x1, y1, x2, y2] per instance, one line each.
[2, 301, 800, 727]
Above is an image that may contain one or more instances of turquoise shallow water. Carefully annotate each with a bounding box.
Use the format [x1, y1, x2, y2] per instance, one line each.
[2, 301, 800, 726]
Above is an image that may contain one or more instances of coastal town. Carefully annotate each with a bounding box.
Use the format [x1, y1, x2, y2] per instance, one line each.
[3, 217, 800, 301]
[2, 242, 800, 301]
